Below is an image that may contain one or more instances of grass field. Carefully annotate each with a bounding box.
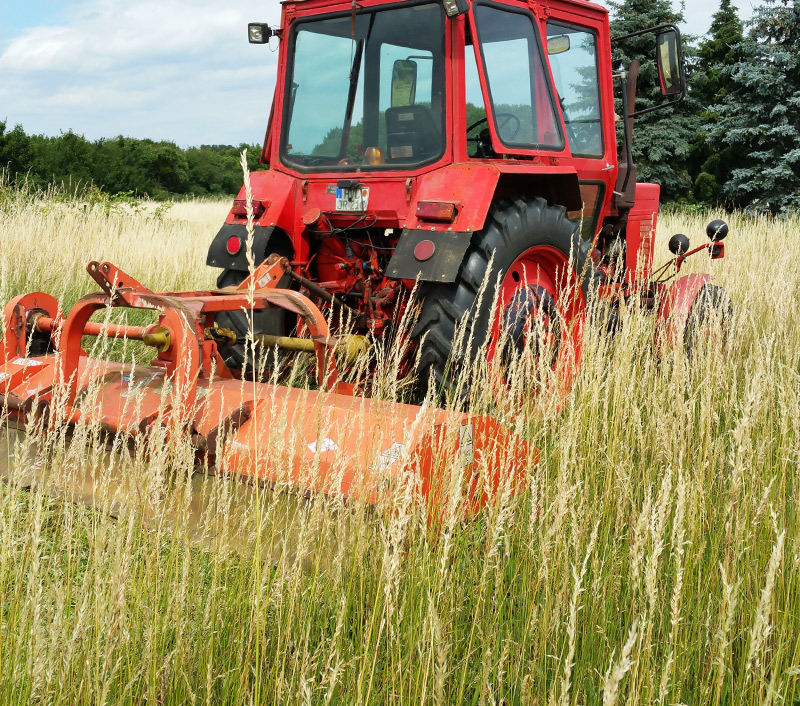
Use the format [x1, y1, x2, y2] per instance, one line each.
[1, 181, 799, 705]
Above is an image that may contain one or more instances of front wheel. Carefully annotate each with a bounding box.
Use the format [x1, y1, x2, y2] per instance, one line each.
[684, 283, 732, 358]
[412, 196, 595, 400]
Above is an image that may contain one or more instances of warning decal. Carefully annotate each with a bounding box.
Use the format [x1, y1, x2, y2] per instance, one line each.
[459, 422, 474, 469]
[308, 437, 338, 454]
[372, 442, 407, 472]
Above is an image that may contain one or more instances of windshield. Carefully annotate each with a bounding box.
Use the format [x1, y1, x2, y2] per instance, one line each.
[282, 3, 445, 171]
[472, 3, 563, 151]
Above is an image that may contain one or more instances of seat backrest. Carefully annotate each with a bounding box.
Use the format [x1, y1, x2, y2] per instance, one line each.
[384, 105, 442, 163]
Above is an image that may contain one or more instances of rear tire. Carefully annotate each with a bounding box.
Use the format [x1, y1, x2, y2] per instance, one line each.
[411, 196, 595, 399]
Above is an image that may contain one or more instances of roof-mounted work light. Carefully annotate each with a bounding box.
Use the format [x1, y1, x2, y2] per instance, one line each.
[442, 0, 469, 18]
[248, 23, 273, 44]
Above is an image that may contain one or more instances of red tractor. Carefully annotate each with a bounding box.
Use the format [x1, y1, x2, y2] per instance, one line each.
[0, 0, 731, 516]
[206, 0, 730, 392]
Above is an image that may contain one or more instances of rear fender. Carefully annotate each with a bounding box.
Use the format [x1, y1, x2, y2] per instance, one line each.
[206, 224, 277, 271]
[236, 169, 298, 232]
[401, 163, 581, 234]
[206, 169, 298, 271]
[654, 273, 712, 356]
[388, 163, 581, 282]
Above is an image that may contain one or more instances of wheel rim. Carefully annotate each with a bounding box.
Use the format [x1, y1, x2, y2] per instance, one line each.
[488, 245, 585, 379]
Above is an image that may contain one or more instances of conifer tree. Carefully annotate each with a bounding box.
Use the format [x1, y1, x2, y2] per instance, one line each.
[608, 0, 700, 200]
[697, 0, 744, 104]
[691, 0, 744, 202]
[707, 0, 800, 213]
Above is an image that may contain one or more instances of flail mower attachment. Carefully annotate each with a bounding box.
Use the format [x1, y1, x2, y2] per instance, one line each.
[0, 260, 531, 525]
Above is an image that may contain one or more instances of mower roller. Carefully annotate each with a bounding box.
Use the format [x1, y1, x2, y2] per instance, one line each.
[0, 259, 532, 532]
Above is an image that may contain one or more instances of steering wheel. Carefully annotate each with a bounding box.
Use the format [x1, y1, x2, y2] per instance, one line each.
[467, 112, 522, 142]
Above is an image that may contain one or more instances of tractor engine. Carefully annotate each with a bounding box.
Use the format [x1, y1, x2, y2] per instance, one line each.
[306, 222, 406, 335]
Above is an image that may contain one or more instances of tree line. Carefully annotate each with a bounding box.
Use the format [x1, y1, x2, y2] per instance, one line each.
[1, 0, 798, 212]
[0, 127, 264, 200]
[611, 0, 799, 213]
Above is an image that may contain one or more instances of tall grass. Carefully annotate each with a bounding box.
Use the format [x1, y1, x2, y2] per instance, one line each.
[1, 178, 799, 705]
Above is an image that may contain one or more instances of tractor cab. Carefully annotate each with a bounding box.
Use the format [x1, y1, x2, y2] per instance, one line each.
[277, 0, 578, 171]
[272, 0, 578, 171]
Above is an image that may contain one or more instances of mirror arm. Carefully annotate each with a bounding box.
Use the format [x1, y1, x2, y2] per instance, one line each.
[618, 61, 638, 199]
[629, 94, 685, 118]
[612, 23, 681, 42]
[611, 22, 686, 116]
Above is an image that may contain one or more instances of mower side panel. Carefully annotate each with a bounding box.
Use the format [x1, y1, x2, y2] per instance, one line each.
[654, 272, 712, 356]
[1, 292, 60, 362]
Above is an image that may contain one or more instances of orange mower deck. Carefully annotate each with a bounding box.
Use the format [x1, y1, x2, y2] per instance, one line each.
[0, 261, 532, 521]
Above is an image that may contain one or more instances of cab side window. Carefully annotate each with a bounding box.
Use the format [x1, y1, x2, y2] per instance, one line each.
[546, 22, 603, 158]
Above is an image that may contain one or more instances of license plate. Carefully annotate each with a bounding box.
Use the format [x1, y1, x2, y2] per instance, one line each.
[335, 185, 369, 212]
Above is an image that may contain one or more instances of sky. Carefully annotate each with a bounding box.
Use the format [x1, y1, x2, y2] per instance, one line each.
[0, 0, 755, 148]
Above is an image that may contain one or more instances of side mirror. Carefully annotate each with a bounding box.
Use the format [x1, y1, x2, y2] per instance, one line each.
[656, 28, 684, 96]
[391, 59, 418, 108]
[547, 35, 571, 55]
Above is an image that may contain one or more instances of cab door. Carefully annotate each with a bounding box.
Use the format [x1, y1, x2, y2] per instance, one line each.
[543, 8, 616, 242]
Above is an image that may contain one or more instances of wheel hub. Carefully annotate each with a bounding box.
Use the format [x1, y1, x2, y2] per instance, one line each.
[500, 285, 561, 366]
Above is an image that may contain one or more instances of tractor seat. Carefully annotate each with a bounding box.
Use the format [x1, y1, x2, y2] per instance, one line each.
[385, 105, 442, 163]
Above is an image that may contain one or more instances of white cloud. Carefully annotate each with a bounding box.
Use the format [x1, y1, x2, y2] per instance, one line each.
[1, 0, 253, 71]
[0, 0, 281, 145]
[2, 0, 758, 146]
[0, 28, 77, 71]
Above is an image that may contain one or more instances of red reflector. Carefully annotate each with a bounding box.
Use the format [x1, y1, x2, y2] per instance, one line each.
[416, 201, 457, 223]
[226, 235, 242, 256]
[231, 199, 266, 219]
[414, 240, 436, 261]
[302, 207, 323, 227]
